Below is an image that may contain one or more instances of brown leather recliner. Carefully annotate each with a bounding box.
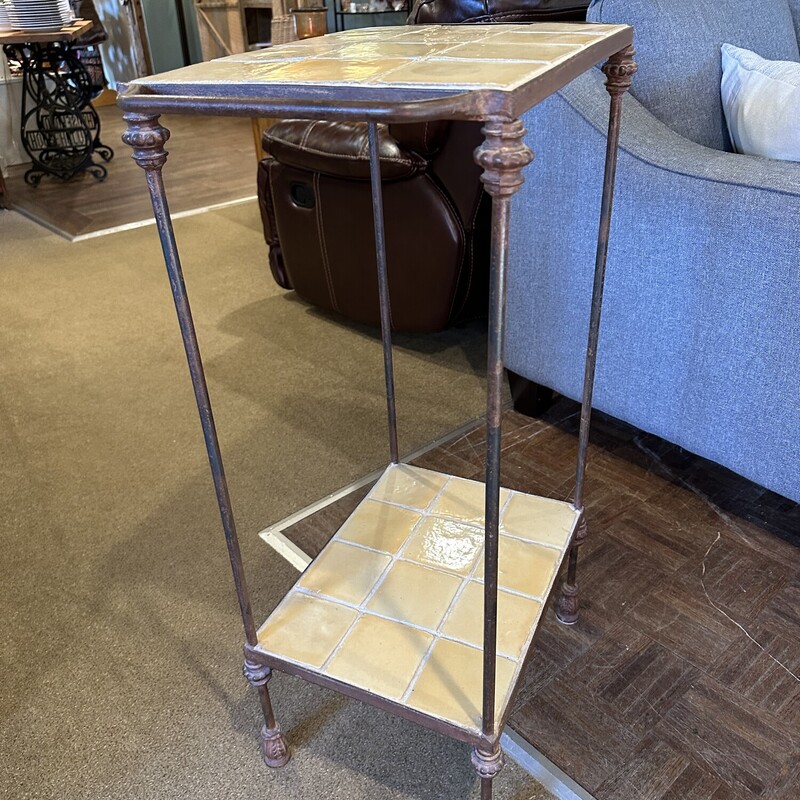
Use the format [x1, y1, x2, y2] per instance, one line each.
[256, 0, 590, 333]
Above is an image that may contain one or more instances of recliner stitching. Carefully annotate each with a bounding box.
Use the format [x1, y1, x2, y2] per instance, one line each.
[299, 120, 319, 150]
[269, 140, 421, 168]
[313, 172, 340, 313]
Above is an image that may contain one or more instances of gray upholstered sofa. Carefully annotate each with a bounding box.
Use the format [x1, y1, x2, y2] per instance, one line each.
[505, 0, 800, 502]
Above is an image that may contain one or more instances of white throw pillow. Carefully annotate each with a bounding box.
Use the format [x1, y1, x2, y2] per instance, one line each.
[721, 43, 800, 162]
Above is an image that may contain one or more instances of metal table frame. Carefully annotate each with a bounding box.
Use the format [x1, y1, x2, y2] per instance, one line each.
[118, 32, 635, 798]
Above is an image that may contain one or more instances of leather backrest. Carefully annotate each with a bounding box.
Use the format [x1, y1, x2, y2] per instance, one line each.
[588, 0, 800, 151]
[264, 120, 428, 181]
[409, 0, 589, 24]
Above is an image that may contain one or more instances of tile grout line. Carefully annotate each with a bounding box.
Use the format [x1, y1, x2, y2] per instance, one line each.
[398, 486, 517, 707]
[317, 469, 453, 675]
[258, 519, 594, 800]
[350, 495, 574, 552]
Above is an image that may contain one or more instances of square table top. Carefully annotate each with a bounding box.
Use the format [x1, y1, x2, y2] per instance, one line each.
[120, 23, 632, 122]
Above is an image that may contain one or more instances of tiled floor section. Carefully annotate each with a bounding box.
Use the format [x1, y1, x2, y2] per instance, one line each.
[256, 464, 580, 733]
[278, 402, 800, 800]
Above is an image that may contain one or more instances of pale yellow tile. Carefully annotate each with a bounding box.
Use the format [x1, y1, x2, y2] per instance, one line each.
[376, 59, 546, 89]
[369, 464, 448, 510]
[501, 493, 578, 548]
[406, 639, 516, 730]
[325, 615, 433, 700]
[441, 581, 543, 660]
[389, 25, 499, 42]
[218, 39, 341, 61]
[429, 477, 510, 527]
[324, 42, 438, 59]
[336, 25, 408, 39]
[490, 31, 606, 46]
[258, 58, 412, 84]
[501, 22, 617, 33]
[298, 541, 390, 605]
[476, 536, 562, 598]
[366, 561, 461, 630]
[440, 42, 575, 62]
[143, 60, 286, 86]
[337, 500, 421, 554]
[257, 593, 356, 668]
[403, 516, 484, 576]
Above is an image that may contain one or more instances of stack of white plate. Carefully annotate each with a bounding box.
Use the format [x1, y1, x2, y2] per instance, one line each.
[7, 0, 75, 33]
[0, 2, 14, 33]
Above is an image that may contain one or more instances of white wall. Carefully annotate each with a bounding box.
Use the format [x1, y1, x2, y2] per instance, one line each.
[92, 0, 148, 88]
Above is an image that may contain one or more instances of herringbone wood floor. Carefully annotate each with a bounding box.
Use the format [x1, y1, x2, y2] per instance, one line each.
[281, 398, 800, 800]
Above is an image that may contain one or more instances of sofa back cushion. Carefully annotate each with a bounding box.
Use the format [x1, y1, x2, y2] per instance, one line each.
[791, 0, 800, 41]
[587, 0, 800, 151]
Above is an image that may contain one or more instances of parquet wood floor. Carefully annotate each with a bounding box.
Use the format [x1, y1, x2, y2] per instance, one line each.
[4, 104, 256, 238]
[280, 398, 800, 800]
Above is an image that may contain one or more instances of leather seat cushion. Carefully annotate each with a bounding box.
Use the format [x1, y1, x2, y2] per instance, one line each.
[264, 120, 429, 181]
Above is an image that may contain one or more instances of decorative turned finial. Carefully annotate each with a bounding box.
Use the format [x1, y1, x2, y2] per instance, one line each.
[573, 515, 588, 547]
[261, 725, 291, 768]
[602, 46, 638, 96]
[474, 118, 534, 198]
[243, 658, 272, 688]
[121, 112, 170, 171]
[471, 746, 505, 779]
[555, 582, 579, 625]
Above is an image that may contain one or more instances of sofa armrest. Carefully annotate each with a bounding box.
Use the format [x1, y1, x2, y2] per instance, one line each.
[559, 68, 800, 198]
[506, 74, 800, 501]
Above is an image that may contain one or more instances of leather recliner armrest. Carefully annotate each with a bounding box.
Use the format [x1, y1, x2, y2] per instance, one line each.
[388, 120, 451, 157]
[409, 0, 590, 24]
[263, 119, 431, 181]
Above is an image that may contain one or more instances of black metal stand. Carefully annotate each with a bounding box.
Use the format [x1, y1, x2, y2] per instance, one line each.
[2, 41, 113, 186]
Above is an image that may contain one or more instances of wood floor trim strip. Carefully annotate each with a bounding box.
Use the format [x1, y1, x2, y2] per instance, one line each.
[261, 529, 313, 572]
[70, 195, 258, 242]
[9, 194, 258, 242]
[256, 413, 487, 543]
[501, 728, 597, 800]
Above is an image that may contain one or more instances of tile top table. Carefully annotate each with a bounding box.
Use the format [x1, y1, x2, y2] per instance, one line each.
[118, 22, 635, 800]
[120, 23, 632, 121]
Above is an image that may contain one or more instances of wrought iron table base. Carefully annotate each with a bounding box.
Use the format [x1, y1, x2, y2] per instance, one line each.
[3, 41, 114, 186]
[122, 42, 635, 800]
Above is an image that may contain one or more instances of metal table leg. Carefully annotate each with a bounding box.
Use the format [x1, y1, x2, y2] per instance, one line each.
[556, 45, 638, 625]
[473, 116, 534, 800]
[121, 110, 290, 769]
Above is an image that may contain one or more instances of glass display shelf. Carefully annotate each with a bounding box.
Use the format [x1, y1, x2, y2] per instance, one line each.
[253, 464, 579, 737]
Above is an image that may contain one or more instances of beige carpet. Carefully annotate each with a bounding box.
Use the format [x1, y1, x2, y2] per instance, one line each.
[0, 204, 553, 800]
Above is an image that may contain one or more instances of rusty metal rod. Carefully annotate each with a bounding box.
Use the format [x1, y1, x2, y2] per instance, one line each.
[368, 121, 399, 464]
[573, 90, 625, 513]
[481, 191, 511, 740]
[144, 167, 259, 646]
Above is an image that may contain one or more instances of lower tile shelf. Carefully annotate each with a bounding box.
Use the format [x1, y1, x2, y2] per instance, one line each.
[254, 463, 579, 737]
